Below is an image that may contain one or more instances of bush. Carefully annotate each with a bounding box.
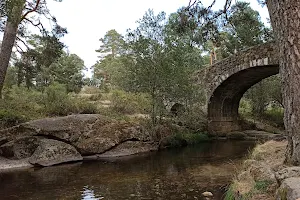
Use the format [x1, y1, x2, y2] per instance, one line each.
[43, 83, 74, 116]
[162, 132, 210, 148]
[184, 132, 210, 144]
[110, 89, 151, 115]
[0, 84, 100, 129]
[1, 86, 44, 120]
[175, 103, 207, 131]
[74, 100, 98, 114]
[43, 83, 99, 116]
[80, 86, 101, 94]
[239, 98, 252, 116]
[88, 93, 103, 101]
[263, 106, 284, 127]
[0, 110, 27, 128]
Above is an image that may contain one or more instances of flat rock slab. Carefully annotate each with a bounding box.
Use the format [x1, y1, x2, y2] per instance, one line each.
[0, 157, 32, 171]
[243, 130, 286, 141]
[29, 139, 83, 167]
[0, 114, 151, 156]
[96, 141, 157, 158]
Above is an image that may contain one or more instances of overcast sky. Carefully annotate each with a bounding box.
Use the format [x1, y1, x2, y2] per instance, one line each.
[45, 0, 270, 77]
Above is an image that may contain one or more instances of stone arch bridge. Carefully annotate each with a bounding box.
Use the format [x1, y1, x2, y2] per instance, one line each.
[196, 42, 279, 134]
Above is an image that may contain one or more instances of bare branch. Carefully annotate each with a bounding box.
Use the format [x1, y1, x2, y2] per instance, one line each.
[23, 18, 46, 33]
[15, 43, 25, 54]
[16, 36, 30, 50]
[21, 0, 41, 21]
[207, 0, 216, 10]
[23, 18, 41, 27]
[187, 0, 198, 10]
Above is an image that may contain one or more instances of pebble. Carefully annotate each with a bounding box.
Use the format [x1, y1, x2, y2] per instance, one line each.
[202, 191, 213, 197]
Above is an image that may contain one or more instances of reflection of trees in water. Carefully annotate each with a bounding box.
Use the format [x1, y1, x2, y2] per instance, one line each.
[0, 141, 255, 200]
[82, 186, 104, 200]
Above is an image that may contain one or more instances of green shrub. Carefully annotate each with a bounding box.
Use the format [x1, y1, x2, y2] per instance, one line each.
[80, 86, 101, 94]
[0, 86, 44, 120]
[43, 83, 99, 116]
[88, 93, 103, 101]
[263, 107, 284, 127]
[110, 89, 151, 115]
[0, 84, 101, 129]
[163, 132, 210, 148]
[176, 103, 207, 131]
[239, 99, 252, 116]
[0, 110, 27, 128]
[43, 83, 74, 116]
[184, 132, 210, 144]
[74, 100, 98, 114]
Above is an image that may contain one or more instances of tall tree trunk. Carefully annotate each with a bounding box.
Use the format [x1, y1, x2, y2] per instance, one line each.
[0, 3, 23, 97]
[267, 0, 300, 165]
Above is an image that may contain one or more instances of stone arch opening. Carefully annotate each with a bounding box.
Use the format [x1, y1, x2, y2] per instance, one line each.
[207, 65, 279, 134]
[170, 103, 185, 116]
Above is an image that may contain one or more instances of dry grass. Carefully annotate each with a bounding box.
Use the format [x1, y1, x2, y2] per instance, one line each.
[227, 140, 288, 200]
[251, 140, 287, 170]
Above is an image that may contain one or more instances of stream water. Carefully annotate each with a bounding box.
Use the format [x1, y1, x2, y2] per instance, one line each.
[0, 140, 255, 200]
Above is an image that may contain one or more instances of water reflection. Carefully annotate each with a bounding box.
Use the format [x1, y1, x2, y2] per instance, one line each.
[0, 141, 255, 200]
[82, 186, 104, 200]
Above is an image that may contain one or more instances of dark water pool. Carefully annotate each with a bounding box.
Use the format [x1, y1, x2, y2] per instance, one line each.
[0, 141, 255, 200]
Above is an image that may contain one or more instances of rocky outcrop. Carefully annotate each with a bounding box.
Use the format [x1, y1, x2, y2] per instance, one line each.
[275, 167, 300, 183]
[249, 162, 277, 183]
[0, 136, 40, 159]
[276, 177, 300, 200]
[0, 114, 158, 168]
[29, 139, 82, 167]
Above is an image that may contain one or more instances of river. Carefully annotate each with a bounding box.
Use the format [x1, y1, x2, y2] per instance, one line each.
[0, 140, 255, 200]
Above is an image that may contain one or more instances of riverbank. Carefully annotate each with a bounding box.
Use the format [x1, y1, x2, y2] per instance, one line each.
[0, 114, 285, 171]
[226, 140, 300, 200]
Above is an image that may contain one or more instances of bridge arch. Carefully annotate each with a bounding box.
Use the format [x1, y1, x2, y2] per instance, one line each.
[208, 65, 279, 133]
[202, 42, 280, 134]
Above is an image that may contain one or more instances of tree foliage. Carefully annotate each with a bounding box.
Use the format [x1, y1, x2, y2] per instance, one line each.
[0, 0, 66, 96]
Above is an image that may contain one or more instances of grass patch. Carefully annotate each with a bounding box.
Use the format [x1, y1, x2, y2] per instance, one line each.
[254, 181, 271, 192]
[224, 185, 236, 200]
